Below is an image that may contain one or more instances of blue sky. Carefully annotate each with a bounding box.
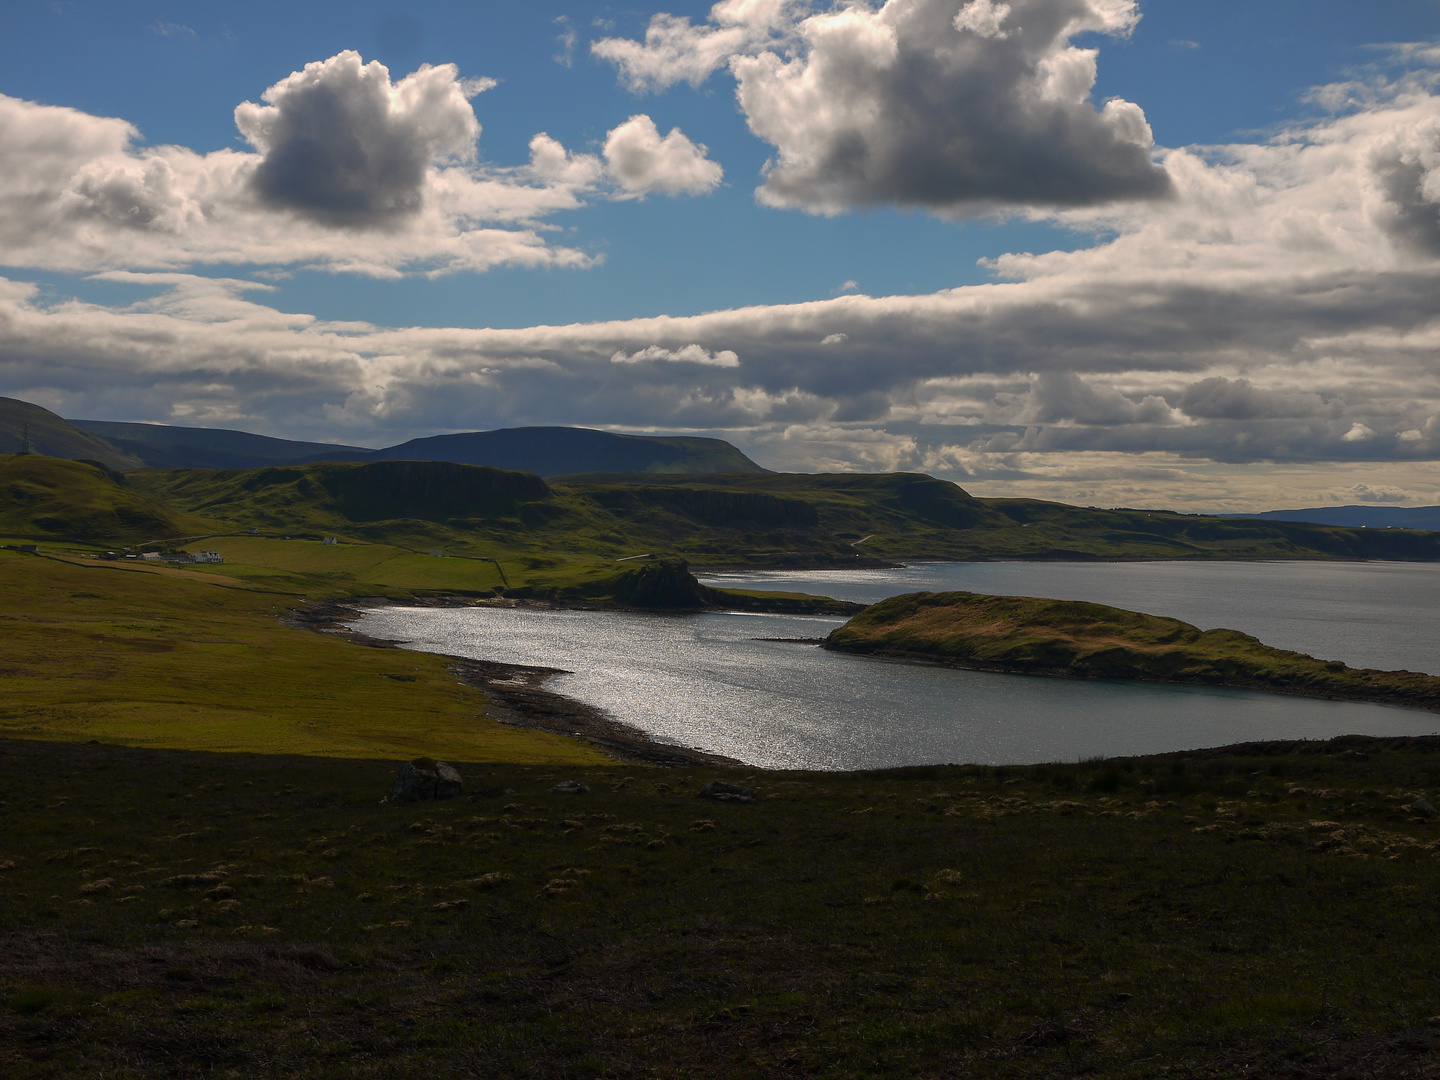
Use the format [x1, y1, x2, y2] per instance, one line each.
[5, 0, 1432, 327]
[2, 1, 1440, 509]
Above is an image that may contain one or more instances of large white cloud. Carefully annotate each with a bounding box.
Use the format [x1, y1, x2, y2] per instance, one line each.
[596, 0, 1172, 214]
[0, 52, 720, 277]
[235, 51, 485, 228]
[4, 67, 1440, 510]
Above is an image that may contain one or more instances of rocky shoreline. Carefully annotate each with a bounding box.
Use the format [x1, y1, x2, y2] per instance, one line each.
[288, 597, 741, 768]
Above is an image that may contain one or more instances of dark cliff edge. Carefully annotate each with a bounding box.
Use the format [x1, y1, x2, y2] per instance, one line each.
[824, 591, 1440, 714]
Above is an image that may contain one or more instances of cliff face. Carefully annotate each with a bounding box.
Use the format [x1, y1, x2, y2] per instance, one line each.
[825, 590, 1440, 712]
[605, 558, 717, 608]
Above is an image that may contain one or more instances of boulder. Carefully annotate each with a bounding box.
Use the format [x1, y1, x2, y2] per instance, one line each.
[1411, 798, 1437, 817]
[698, 780, 757, 803]
[388, 759, 463, 801]
[550, 780, 590, 795]
[434, 762, 463, 798]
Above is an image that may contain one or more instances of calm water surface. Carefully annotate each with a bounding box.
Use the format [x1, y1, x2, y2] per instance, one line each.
[701, 561, 1440, 675]
[356, 560, 1439, 770]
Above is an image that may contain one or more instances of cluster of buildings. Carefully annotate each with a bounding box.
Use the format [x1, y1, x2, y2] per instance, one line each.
[101, 550, 225, 563]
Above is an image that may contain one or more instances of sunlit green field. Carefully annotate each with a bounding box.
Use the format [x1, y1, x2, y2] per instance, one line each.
[0, 550, 602, 764]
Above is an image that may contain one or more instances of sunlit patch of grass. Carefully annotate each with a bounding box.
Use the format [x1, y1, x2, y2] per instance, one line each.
[0, 550, 605, 764]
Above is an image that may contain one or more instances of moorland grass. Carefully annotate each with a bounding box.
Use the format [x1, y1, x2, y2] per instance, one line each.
[0, 549, 602, 764]
[1, 736, 1439, 1078]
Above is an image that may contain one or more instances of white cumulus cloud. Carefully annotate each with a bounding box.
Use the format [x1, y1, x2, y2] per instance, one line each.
[598, 0, 1170, 215]
[954, 0, 1012, 39]
[0, 52, 720, 279]
[592, 0, 801, 91]
[234, 51, 484, 228]
[603, 115, 724, 196]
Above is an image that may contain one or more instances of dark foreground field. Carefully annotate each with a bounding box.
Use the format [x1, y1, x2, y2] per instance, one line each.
[3, 736, 1440, 1079]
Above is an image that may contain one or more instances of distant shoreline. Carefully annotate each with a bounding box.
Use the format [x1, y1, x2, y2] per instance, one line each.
[824, 591, 1440, 717]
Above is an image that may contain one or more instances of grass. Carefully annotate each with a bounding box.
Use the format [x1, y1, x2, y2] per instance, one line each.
[0, 549, 603, 765]
[0, 456, 215, 545]
[182, 537, 510, 598]
[1, 735, 1438, 1078]
[123, 458, 1440, 569]
[826, 590, 1440, 711]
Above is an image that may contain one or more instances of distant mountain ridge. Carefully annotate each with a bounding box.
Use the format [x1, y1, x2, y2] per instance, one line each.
[0, 398, 140, 472]
[304, 427, 765, 476]
[72, 419, 370, 471]
[0, 397, 765, 476]
[1221, 505, 1440, 531]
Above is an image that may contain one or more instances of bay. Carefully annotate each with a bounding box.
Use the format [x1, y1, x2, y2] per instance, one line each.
[354, 564, 1440, 770]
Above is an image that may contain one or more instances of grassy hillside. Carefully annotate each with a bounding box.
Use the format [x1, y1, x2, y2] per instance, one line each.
[0, 398, 138, 472]
[3, 734, 1440, 1078]
[131, 461, 1440, 569]
[0, 456, 215, 544]
[127, 460, 556, 550]
[560, 473, 1440, 564]
[827, 590, 1440, 711]
[0, 547, 601, 764]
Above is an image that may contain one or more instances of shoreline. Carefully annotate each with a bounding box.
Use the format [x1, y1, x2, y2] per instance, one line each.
[288, 597, 742, 769]
[823, 640, 1440, 716]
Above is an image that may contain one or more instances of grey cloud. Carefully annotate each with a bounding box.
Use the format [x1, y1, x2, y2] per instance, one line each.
[1177, 377, 1327, 421]
[1371, 140, 1440, 256]
[0, 68, 604, 275]
[600, 0, 1173, 215]
[1005, 371, 1182, 425]
[235, 51, 482, 228]
[742, 0, 1172, 213]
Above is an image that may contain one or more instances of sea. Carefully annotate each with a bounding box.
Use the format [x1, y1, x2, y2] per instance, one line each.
[352, 561, 1440, 770]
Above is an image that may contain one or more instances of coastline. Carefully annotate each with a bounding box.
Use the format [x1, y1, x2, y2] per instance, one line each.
[288, 597, 742, 768]
[822, 640, 1440, 715]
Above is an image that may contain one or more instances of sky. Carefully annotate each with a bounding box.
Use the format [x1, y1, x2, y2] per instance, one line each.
[2, 0, 1440, 511]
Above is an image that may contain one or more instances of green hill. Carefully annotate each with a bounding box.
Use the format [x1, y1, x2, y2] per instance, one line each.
[127, 460, 552, 540]
[0, 456, 215, 544]
[554, 472, 1440, 564]
[0, 398, 139, 472]
[826, 590, 1440, 711]
[127, 462, 1440, 567]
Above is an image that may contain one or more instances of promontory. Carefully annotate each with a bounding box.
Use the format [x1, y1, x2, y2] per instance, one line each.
[824, 591, 1440, 713]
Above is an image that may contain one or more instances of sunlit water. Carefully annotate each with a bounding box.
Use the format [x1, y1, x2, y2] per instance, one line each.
[701, 560, 1440, 676]
[354, 560, 1440, 769]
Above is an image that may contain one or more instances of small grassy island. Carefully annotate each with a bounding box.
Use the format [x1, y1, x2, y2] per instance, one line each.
[825, 590, 1440, 713]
